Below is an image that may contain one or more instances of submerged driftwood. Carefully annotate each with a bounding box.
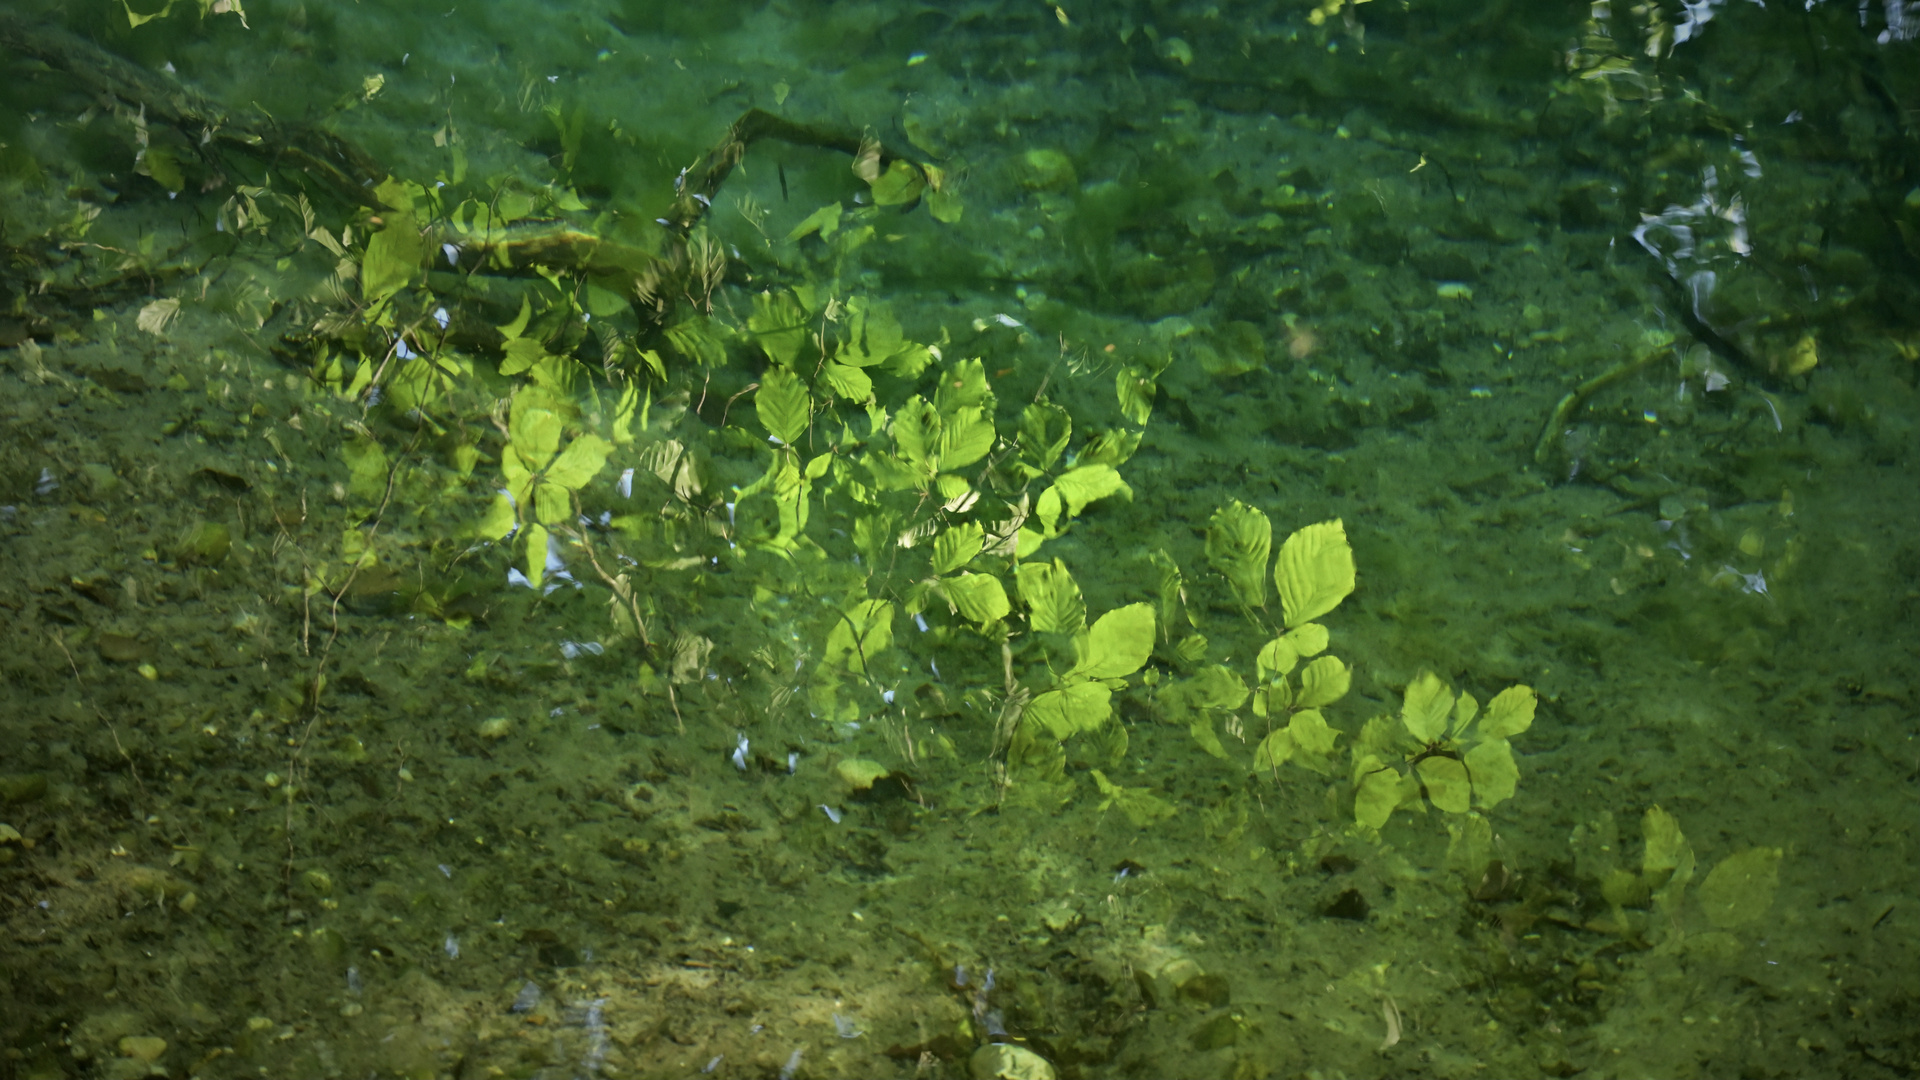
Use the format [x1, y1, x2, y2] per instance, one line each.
[0, 14, 928, 346]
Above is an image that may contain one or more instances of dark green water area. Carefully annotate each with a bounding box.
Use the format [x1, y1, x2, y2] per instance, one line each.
[1, 1, 1917, 1077]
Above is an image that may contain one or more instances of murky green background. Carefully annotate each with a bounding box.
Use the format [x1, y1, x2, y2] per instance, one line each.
[2, 1, 1916, 1078]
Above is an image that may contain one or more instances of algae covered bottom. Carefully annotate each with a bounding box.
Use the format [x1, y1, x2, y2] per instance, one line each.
[1, 1, 1916, 1077]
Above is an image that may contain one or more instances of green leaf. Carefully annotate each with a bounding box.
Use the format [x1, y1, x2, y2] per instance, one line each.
[1252, 730, 1295, 771]
[863, 451, 924, 492]
[664, 318, 729, 367]
[1050, 464, 1132, 519]
[362, 212, 424, 303]
[785, 202, 842, 243]
[1287, 622, 1330, 657]
[1206, 500, 1272, 610]
[934, 474, 972, 502]
[1642, 806, 1690, 877]
[496, 295, 534, 340]
[841, 298, 918, 368]
[867, 159, 927, 206]
[476, 493, 516, 541]
[522, 523, 549, 590]
[821, 362, 873, 403]
[938, 406, 995, 470]
[1018, 402, 1071, 476]
[1027, 682, 1113, 740]
[545, 434, 612, 490]
[944, 572, 1010, 626]
[1478, 685, 1537, 740]
[1451, 691, 1480, 737]
[934, 358, 992, 415]
[1697, 847, 1783, 930]
[1275, 519, 1356, 629]
[1164, 665, 1248, 718]
[750, 290, 809, 367]
[1353, 761, 1406, 830]
[510, 404, 563, 473]
[498, 336, 549, 377]
[533, 478, 572, 526]
[1401, 671, 1454, 744]
[1464, 739, 1519, 808]
[1116, 364, 1157, 427]
[823, 600, 893, 676]
[342, 438, 389, 502]
[1076, 429, 1141, 469]
[927, 187, 964, 224]
[931, 522, 984, 576]
[1090, 770, 1177, 828]
[1016, 559, 1086, 636]
[1071, 603, 1155, 680]
[1286, 708, 1340, 761]
[1189, 717, 1228, 759]
[1295, 655, 1350, 708]
[891, 396, 940, 473]
[1417, 755, 1472, 813]
[1150, 549, 1189, 637]
[756, 366, 811, 447]
[1256, 637, 1299, 681]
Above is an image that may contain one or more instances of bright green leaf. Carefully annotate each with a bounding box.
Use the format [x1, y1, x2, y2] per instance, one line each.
[522, 523, 549, 590]
[1287, 622, 1330, 657]
[1418, 755, 1472, 813]
[931, 522, 983, 576]
[1164, 665, 1248, 717]
[533, 478, 571, 526]
[1642, 806, 1690, 878]
[821, 362, 873, 403]
[749, 290, 809, 367]
[756, 366, 811, 447]
[938, 406, 995, 470]
[1402, 671, 1454, 745]
[1018, 402, 1071, 476]
[891, 396, 940, 472]
[545, 433, 612, 490]
[1206, 500, 1271, 610]
[1076, 429, 1142, 469]
[510, 405, 563, 473]
[476, 493, 516, 541]
[1256, 637, 1299, 681]
[1295, 655, 1350, 709]
[1252, 730, 1295, 771]
[1050, 464, 1132, 519]
[934, 358, 991, 415]
[1072, 602, 1155, 680]
[1479, 684, 1537, 740]
[1464, 739, 1519, 808]
[1028, 682, 1113, 740]
[944, 572, 1010, 626]
[1116, 365, 1157, 427]
[361, 213, 423, 303]
[1354, 762, 1405, 830]
[823, 600, 893, 676]
[867, 159, 927, 206]
[1286, 708, 1341, 760]
[1016, 559, 1086, 635]
[1275, 519, 1356, 629]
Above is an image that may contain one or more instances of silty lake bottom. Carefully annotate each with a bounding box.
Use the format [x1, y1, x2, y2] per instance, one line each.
[0, 1, 1916, 1077]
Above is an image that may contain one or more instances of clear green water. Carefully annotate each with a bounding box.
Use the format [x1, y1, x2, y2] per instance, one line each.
[1, 2, 1916, 1078]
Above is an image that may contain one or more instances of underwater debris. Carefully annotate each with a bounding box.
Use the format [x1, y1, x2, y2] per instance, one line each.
[510, 981, 540, 1013]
